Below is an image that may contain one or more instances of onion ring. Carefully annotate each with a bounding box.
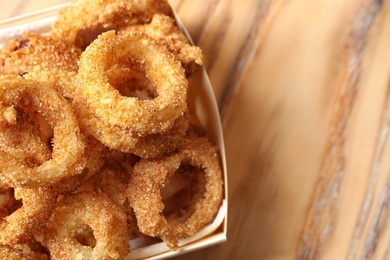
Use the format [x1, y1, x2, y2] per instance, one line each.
[0, 186, 56, 246]
[0, 75, 85, 187]
[0, 33, 82, 99]
[122, 14, 203, 76]
[127, 138, 224, 250]
[43, 191, 130, 259]
[52, 0, 174, 48]
[76, 30, 187, 135]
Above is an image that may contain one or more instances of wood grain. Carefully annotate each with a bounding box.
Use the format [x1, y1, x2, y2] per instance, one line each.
[1, 0, 390, 259]
[298, 0, 384, 259]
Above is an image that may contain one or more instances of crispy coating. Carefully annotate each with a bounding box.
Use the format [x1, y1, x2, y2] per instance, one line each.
[0, 75, 85, 187]
[52, 0, 174, 48]
[54, 134, 107, 193]
[131, 112, 190, 158]
[73, 97, 139, 152]
[76, 163, 129, 210]
[74, 99, 190, 158]
[0, 244, 48, 260]
[42, 191, 130, 260]
[127, 138, 224, 250]
[0, 33, 82, 99]
[76, 161, 135, 235]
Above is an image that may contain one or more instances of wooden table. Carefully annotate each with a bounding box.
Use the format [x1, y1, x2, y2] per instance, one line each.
[1, 0, 389, 259]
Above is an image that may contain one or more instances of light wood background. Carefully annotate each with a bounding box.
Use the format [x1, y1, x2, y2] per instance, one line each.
[1, 0, 389, 259]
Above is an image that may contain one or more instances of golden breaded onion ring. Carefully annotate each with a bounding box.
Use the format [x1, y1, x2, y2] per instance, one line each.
[42, 191, 130, 259]
[0, 75, 85, 187]
[127, 138, 224, 250]
[76, 30, 188, 135]
[52, 0, 173, 48]
[0, 186, 56, 246]
[0, 33, 82, 100]
[122, 13, 204, 76]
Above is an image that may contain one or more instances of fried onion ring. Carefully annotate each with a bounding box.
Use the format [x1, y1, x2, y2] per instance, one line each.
[43, 191, 130, 259]
[0, 186, 56, 246]
[52, 0, 173, 48]
[122, 14, 203, 76]
[0, 75, 85, 187]
[127, 138, 223, 250]
[0, 33, 82, 99]
[76, 30, 188, 135]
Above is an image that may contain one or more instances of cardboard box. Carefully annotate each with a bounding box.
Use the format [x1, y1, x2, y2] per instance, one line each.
[0, 4, 228, 259]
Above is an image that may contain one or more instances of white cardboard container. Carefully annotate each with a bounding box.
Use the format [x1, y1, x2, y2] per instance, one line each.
[0, 3, 228, 259]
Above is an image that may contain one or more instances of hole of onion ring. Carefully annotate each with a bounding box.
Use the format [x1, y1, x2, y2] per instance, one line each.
[77, 27, 111, 50]
[106, 62, 157, 100]
[24, 235, 51, 256]
[0, 108, 53, 167]
[161, 164, 206, 221]
[76, 18, 150, 50]
[74, 225, 97, 248]
[11, 39, 30, 51]
[30, 111, 54, 153]
[0, 188, 23, 220]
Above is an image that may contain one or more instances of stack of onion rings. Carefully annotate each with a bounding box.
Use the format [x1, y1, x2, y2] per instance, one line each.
[0, 0, 224, 258]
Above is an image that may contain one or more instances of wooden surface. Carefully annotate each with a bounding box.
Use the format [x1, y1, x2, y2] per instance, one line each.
[1, 0, 390, 259]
